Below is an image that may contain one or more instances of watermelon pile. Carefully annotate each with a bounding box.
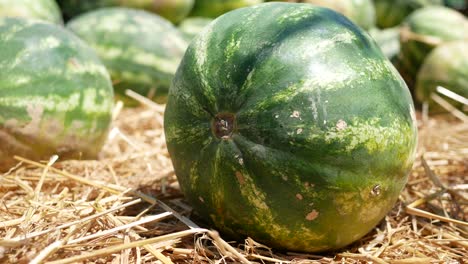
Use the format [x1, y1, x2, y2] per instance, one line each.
[0, 0, 466, 254]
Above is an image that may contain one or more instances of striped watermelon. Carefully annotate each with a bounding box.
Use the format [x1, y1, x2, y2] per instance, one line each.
[398, 6, 468, 88]
[416, 41, 468, 111]
[374, 0, 443, 29]
[57, 0, 194, 23]
[299, 0, 376, 30]
[165, 3, 417, 252]
[189, 0, 263, 18]
[66, 8, 187, 105]
[0, 17, 114, 171]
[178, 17, 213, 42]
[0, 0, 62, 24]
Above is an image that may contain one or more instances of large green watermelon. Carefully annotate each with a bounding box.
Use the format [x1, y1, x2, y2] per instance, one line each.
[416, 41, 468, 111]
[0, 17, 114, 171]
[189, 0, 263, 18]
[398, 6, 468, 88]
[374, 0, 443, 29]
[67, 8, 187, 104]
[58, 0, 194, 24]
[0, 0, 62, 24]
[165, 2, 417, 252]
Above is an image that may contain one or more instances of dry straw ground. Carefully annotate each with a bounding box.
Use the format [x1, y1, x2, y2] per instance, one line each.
[0, 93, 466, 263]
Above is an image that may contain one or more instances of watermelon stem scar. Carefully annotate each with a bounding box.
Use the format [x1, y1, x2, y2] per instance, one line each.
[212, 113, 236, 139]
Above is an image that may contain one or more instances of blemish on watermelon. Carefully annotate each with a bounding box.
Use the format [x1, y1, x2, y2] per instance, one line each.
[290, 110, 300, 118]
[306, 210, 319, 221]
[235, 171, 245, 185]
[336, 119, 347, 130]
[67, 58, 81, 69]
[371, 184, 381, 196]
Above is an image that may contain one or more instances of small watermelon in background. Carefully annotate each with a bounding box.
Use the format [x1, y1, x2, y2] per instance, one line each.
[397, 6, 468, 89]
[0, 0, 62, 24]
[189, 0, 263, 18]
[57, 0, 194, 24]
[374, 0, 443, 29]
[178, 17, 213, 42]
[150, 0, 195, 24]
[165, 2, 417, 252]
[266, 0, 375, 30]
[416, 41, 468, 111]
[67, 8, 187, 105]
[0, 17, 114, 171]
[296, 0, 376, 30]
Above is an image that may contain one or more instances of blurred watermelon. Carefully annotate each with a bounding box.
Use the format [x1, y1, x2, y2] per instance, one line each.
[374, 0, 443, 29]
[57, 0, 194, 23]
[397, 6, 468, 88]
[189, 0, 263, 18]
[67, 8, 187, 104]
[416, 41, 468, 111]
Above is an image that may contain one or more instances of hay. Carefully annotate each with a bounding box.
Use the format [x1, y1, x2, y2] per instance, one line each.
[0, 97, 466, 263]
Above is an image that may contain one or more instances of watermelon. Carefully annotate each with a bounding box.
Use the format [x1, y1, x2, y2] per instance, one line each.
[0, 17, 114, 171]
[189, 0, 264, 18]
[57, 0, 194, 24]
[0, 0, 62, 24]
[416, 41, 468, 111]
[165, 3, 417, 252]
[398, 6, 468, 89]
[149, 0, 195, 24]
[178, 17, 213, 42]
[66, 8, 187, 105]
[297, 0, 376, 30]
[374, 0, 443, 29]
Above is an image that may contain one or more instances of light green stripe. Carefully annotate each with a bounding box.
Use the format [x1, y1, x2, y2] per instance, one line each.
[94, 45, 180, 75]
[192, 22, 218, 111]
[0, 89, 111, 114]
